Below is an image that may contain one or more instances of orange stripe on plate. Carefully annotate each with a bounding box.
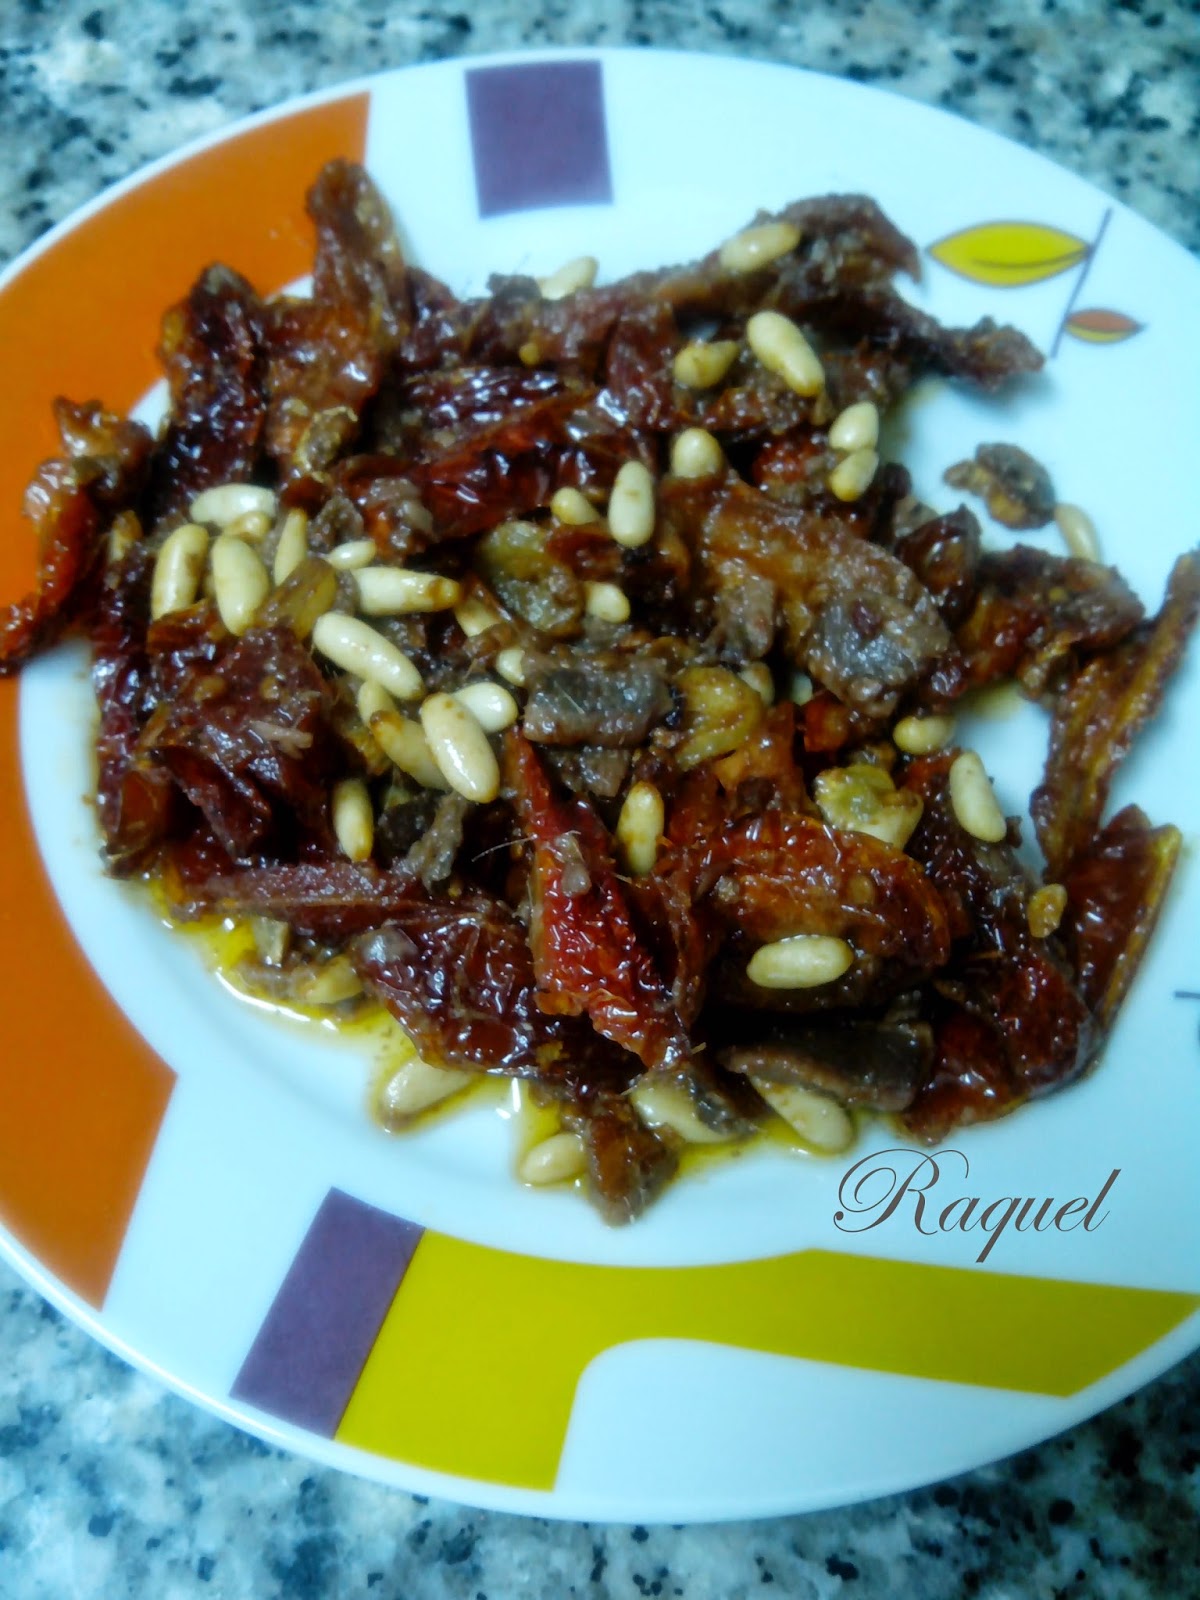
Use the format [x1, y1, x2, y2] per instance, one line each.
[0, 824, 175, 1310]
[0, 90, 369, 598]
[0, 91, 369, 1308]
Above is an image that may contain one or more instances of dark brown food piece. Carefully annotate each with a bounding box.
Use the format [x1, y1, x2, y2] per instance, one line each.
[405, 390, 625, 543]
[1059, 807, 1182, 1029]
[566, 1091, 677, 1226]
[719, 1019, 931, 1111]
[901, 754, 1095, 1141]
[172, 861, 424, 942]
[544, 745, 632, 801]
[626, 868, 722, 1031]
[1032, 551, 1200, 877]
[510, 734, 691, 1071]
[353, 893, 618, 1078]
[402, 793, 472, 889]
[522, 650, 674, 747]
[461, 194, 1040, 402]
[91, 544, 178, 872]
[672, 476, 954, 720]
[146, 267, 267, 526]
[701, 810, 951, 981]
[892, 507, 981, 629]
[902, 1005, 1017, 1140]
[955, 546, 1144, 696]
[263, 160, 410, 483]
[1, 401, 152, 672]
[944, 442, 1056, 530]
[141, 625, 345, 861]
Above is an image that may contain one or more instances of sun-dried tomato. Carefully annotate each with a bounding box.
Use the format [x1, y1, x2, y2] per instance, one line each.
[1, 401, 151, 671]
[509, 733, 690, 1071]
[1033, 553, 1200, 876]
[146, 266, 267, 526]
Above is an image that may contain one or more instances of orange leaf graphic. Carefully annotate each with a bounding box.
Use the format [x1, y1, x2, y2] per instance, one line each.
[1064, 308, 1144, 344]
[928, 222, 1089, 287]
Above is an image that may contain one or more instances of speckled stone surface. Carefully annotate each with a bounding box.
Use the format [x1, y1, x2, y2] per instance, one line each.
[2, 3, 1199, 1596]
[2, 0, 1198, 264]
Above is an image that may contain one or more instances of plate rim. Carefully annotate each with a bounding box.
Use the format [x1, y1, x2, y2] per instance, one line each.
[2, 44, 1199, 1522]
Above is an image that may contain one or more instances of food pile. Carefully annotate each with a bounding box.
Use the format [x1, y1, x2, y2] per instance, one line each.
[2, 161, 1195, 1220]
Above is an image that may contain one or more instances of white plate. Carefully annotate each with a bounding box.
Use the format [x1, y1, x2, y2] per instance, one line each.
[1, 49, 1198, 1522]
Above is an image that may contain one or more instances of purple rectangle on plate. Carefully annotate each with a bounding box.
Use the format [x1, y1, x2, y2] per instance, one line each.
[230, 1189, 422, 1437]
[467, 61, 613, 217]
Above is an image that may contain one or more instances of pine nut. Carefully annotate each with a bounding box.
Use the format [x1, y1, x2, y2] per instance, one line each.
[224, 509, 272, 543]
[354, 567, 462, 615]
[332, 776, 374, 863]
[495, 647, 527, 686]
[746, 934, 854, 989]
[738, 663, 775, 705]
[828, 400, 880, 453]
[672, 339, 739, 389]
[211, 533, 271, 635]
[607, 460, 656, 548]
[631, 1077, 740, 1144]
[312, 613, 424, 699]
[150, 523, 208, 620]
[670, 427, 725, 479]
[1054, 502, 1101, 563]
[948, 750, 1007, 843]
[750, 1075, 854, 1153]
[326, 539, 378, 571]
[893, 713, 955, 755]
[518, 1130, 587, 1185]
[376, 1055, 473, 1123]
[616, 781, 664, 876]
[789, 672, 814, 706]
[746, 310, 825, 397]
[829, 448, 879, 502]
[273, 508, 309, 584]
[718, 220, 801, 274]
[356, 679, 396, 724]
[1028, 883, 1068, 939]
[584, 580, 631, 624]
[420, 691, 501, 803]
[452, 680, 519, 732]
[453, 594, 500, 637]
[538, 255, 598, 300]
[550, 486, 600, 525]
[190, 483, 276, 526]
[370, 709, 448, 790]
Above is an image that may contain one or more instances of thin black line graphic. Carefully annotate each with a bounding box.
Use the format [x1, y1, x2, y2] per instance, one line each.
[1051, 206, 1113, 358]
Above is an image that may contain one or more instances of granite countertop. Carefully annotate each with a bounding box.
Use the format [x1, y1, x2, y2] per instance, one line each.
[2, 2, 1198, 1596]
